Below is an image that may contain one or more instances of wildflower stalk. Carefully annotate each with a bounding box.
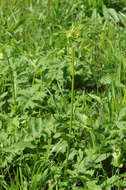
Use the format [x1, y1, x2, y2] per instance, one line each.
[65, 47, 75, 172]
[118, 167, 120, 190]
[70, 47, 75, 135]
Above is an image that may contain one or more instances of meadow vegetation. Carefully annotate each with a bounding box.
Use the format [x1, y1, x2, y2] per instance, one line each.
[0, 0, 126, 189]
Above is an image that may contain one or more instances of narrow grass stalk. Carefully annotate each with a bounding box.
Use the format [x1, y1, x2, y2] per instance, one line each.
[65, 47, 75, 171]
[13, 71, 17, 105]
[40, 68, 43, 91]
[32, 71, 36, 86]
[69, 47, 75, 135]
[118, 167, 120, 190]
[19, 167, 23, 190]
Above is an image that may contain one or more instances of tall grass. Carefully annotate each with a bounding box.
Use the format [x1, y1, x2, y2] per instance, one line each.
[0, 0, 126, 189]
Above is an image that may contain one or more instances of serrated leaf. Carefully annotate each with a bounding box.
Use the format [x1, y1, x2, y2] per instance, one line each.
[94, 153, 110, 163]
[100, 74, 113, 85]
[3, 141, 35, 153]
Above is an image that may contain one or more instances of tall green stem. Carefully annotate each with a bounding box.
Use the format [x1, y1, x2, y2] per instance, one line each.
[65, 47, 75, 172]
[118, 167, 120, 190]
[69, 47, 75, 135]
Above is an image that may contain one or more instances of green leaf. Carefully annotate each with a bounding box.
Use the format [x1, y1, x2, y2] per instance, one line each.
[100, 74, 113, 85]
[87, 180, 102, 190]
[0, 92, 8, 99]
[68, 149, 77, 160]
[8, 17, 26, 34]
[51, 140, 68, 154]
[94, 153, 110, 163]
[101, 175, 118, 187]
[118, 108, 126, 121]
[53, 133, 61, 139]
[78, 149, 83, 162]
[119, 12, 126, 27]
[108, 8, 119, 22]
[3, 141, 35, 153]
[88, 94, 102, 104]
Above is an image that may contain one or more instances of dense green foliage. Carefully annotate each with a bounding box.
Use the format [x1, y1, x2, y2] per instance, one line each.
[0, 0, 126, 189]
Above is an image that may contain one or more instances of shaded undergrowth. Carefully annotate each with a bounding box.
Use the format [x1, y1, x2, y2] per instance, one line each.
[0, 0, 126, 189]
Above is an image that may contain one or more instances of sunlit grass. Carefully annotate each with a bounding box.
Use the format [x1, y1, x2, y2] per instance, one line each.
[0, 0, 126, 189]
